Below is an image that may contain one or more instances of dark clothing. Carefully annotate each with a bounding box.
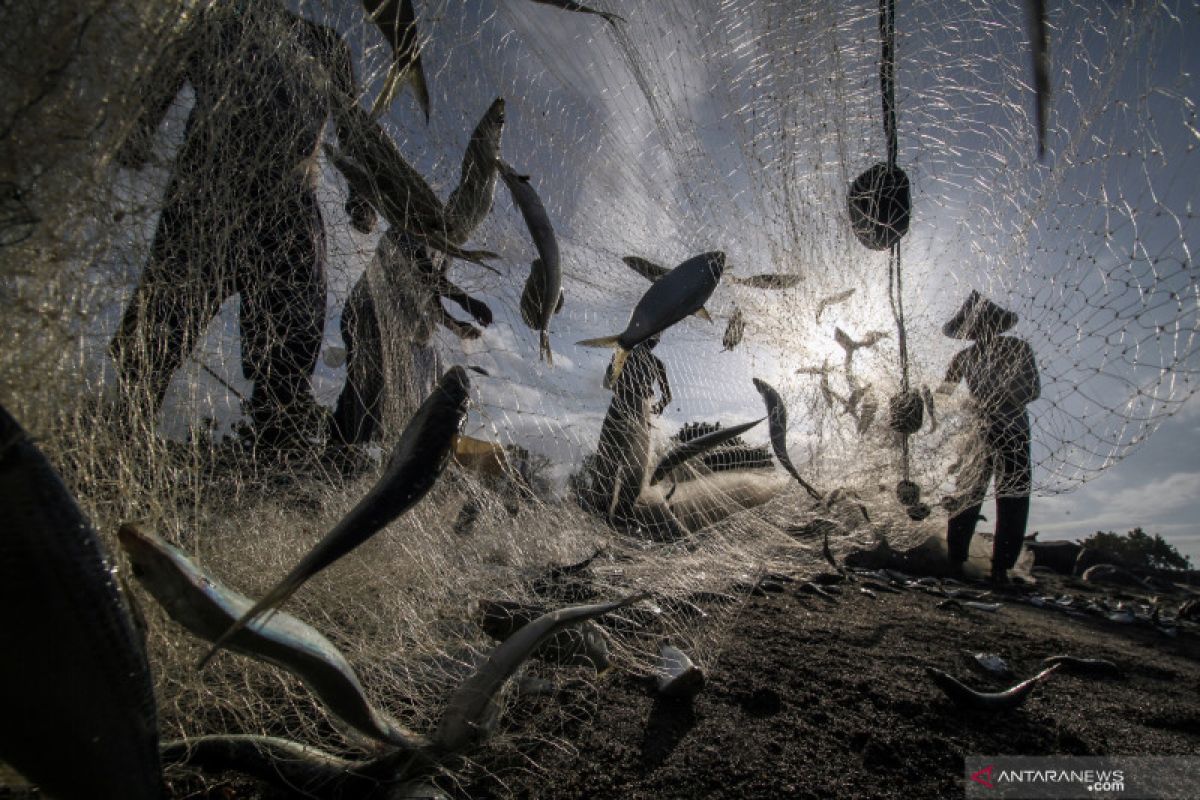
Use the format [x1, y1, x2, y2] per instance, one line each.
[110, 4, 363, 447]
[943, 334, 1039, 570]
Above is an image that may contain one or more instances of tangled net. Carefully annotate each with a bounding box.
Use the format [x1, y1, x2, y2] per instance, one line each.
[2, 0, 1197, 794]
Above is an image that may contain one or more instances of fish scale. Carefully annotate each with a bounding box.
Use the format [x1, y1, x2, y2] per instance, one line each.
[0, 405, 162, 799]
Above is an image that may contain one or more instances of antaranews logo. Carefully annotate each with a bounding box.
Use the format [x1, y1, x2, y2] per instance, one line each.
[971, 765, 996, 789]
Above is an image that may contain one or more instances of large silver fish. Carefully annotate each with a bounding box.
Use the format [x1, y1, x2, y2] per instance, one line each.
[362, 0, 430, 122]
[445, 98, 505, 245]
[435, 594, 647, 752]
[526, 0, 625, 25]
[119, 524, 430, 750]
[751, 378, 822, 500]
[649, 417, 765, 488]
[202, 367, 471, 667]
[0, 405, 162, 799]
[497, 160, 563, 363]
[579, 251, 725, 383]
[621, 255, 712, 322]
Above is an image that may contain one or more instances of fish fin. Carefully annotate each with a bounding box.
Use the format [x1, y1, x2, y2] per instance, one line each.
[576, 335, 621, 348]
[606, 347, 630, 385]
[540, 331, 553, 366]
[694, 307, 712, 323]
[555, 290, 564, 315]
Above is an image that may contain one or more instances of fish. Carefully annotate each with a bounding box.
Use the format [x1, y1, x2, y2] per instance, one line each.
[436, 594, 648, 752]
[161, 735, 408, 798]
[444, 98, 506, 245]
[362, 0, 430, 122]
[657, 644, 706, 698]
[1040, 655, 1122, 678]
[201, 367, 471, 668]
[1027, 0, 1049, 158]
[497, 160, 563, 363]
[752, 378, 823, 500]
[834, 326, 890, 375]
[526, 0, 625, 26]
[815, 288, 855, 322]
[476, 599, 609, 669]
[722, 308, 745, 351]
[728, 273, 802, 290]
[925, 665, 1059, 712]
[578, 251, 725, 383]
[621, 255, 712, 322]
[119, 524, 429, 750]
[920, 384, 938, 433]
[856, 393, 878, 435]
[649, 417, 765, 489]
[0, 404, 162, 799]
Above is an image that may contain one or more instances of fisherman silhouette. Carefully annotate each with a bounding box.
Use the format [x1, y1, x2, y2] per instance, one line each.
[110, 1, 374, 450]
[936, 291, 1040, 584]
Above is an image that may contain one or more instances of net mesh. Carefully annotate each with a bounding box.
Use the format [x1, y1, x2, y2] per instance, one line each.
[2, 0, 1198, 791]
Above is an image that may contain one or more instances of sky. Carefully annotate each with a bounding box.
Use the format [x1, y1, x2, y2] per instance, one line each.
[82, 0, 1199, 565]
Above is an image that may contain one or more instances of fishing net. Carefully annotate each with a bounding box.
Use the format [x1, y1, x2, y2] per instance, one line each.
[2, 0, 1198, 793]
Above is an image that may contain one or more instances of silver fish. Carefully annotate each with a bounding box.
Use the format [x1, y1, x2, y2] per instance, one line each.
[722, 307, 745, 351]
[0, 405, 162, 799]
[526, 0, 625, 25]
[728, 273, 802, 290]
[752, 378, 822, 500]
[444, 98, 505, 245]
[498, 160, 562, 363]
[202, 367, 471, 667]
[657, 644, 705, 698]
[649, 417, 765, 488]
[925, 664, 1059, 712]
[119, 524, 429, 750]
[436, 594, 647, 752]
[362, 0, 430, 122]
[621, 255, 712, 322]
[815, 288, 855, 322]
[578, 251, 725, 383]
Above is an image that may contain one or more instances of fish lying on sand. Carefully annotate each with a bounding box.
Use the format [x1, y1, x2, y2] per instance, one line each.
[362, 0, 430, 121]
[579, 251, 724, 384]
[621, 256, 712, 321]
[1041, 655, 1121, 678]
[119, 524, 429, 750]
[444, 98, 506, 244]
[498, 160, 563, 363]
[201, 367, 471, 668]
[526, 0, 625, 25]
[436, 594, 647, 752]
[0, 404, 162, 799]
[649, 416, 765, 492]
[657, 644, 706, 698]
[925, 664, 1059, 712]
[752, 378, 822, 500]
[722, 307, 745, 351]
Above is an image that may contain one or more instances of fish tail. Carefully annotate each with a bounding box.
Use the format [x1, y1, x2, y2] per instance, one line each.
[540, 330, 553, 365]
[575, 335, 621, 349]
[607, 347, 631, 384]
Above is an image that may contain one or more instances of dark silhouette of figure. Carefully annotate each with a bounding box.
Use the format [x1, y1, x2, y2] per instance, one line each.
[111, 2, 374, 449]
[937, 291, 1040, 583]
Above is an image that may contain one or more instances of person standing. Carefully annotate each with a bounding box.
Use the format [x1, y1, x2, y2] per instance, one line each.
[936, 291, 1040, 584]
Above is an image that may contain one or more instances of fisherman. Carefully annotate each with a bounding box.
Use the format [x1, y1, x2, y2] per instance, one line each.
[587, 337, 672, 527]
[110, 1, 375, 450]
[332, 230, 490, 446]
[936, 291, 1040, 584]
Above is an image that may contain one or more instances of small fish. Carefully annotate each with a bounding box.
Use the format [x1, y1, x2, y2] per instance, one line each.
[201, 367, 470, 668]
[925, 665, 1059, 712]
[722, 308, 745, 351]
[526, 0, 625, 26]
[973, 652, 1011, 676]
[856, 393, 878, 435]
[498, 160, 562, 363]
[119, 525, 428, 749]
[1040, 655, 1121, 679]
[578, 252, 724, 383]
[1027, 0, 1050, 158]
[362, 0, 430, 122]
[752, 378, 822, 500]
[834, 327, 890, 375]
[728, 273, 802, 290]
[436, 594, 647, 752]
[860, 587, 877, 599]
[964, 601, 1002, 613]
[0, 405, 162, 799]
[920, 384, 938, 433]
[657, 644, 706, 698]
[444, 98, 506, 245]
[650, 417, 765, 489]
[621, 256, 712, 321]
[815, 288, 855, 322]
